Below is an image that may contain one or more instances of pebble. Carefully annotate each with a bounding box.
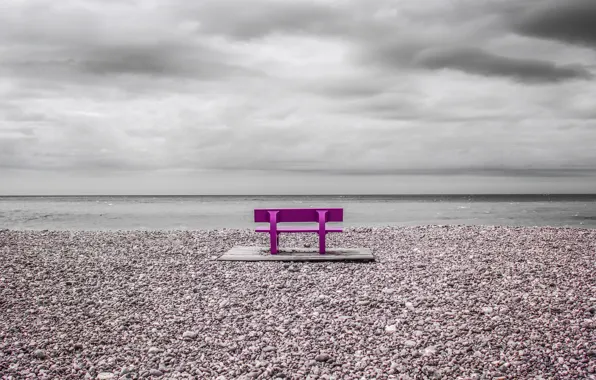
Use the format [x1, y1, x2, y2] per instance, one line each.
[0, 226, 594, 380]
[149, 369, 163, 377]
[315, 354, 331, 362]
[96, 373, 114, 380]
[33, 349, 47, 360]
[182, 331, 198, 340]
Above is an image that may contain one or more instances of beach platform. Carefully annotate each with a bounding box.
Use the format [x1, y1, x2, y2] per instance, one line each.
[218, 246, 375, 261]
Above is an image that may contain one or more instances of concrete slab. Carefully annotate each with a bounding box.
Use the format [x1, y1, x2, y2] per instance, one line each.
[218, 246, 375, 262]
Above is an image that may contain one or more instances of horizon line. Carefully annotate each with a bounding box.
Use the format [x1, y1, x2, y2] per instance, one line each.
[2, 193, 596, 197]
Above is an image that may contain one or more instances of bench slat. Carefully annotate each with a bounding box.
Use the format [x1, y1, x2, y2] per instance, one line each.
[256, 226, 343, 233]
[254, 208, 343, 223]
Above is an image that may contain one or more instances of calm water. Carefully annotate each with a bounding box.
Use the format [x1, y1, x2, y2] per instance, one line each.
[1, 195, 596, 230]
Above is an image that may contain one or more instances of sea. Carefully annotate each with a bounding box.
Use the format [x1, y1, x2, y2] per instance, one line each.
[1, 194, 596, 231]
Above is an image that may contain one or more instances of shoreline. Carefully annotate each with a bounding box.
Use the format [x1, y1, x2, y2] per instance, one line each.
[1, 226, 595, 379]
[2, 223, 596, 232]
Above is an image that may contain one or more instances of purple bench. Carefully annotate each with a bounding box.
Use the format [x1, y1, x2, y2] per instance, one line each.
[254, 208, 343, 254]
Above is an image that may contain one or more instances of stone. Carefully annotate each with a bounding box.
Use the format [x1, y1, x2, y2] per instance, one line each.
[315, 354, 331, 362]
[33, 349, 47, 360]
[182, 331, 199, 340]
[1, 226, 594, 380]
[97, 373, 114, 380]
[149, 369, 163, 377]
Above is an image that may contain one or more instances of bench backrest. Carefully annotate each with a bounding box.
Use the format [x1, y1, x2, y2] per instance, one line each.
[254, 208, 343, 223]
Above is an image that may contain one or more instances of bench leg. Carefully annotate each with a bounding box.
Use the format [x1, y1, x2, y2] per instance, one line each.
[268, 211, 279, 255]
[270, 232, 278, 254]
[317, 210, 327, 254]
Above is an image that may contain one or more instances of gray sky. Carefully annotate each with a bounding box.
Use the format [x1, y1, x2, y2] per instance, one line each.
[1, 0, 596, 195]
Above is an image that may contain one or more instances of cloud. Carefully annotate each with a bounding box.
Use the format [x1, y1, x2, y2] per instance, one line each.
[73, 43, 257, 79]
[257, 167, 596, 178]
[0, 0, 260, 87]
[185, 0, 351, 40]
[305, 77, 389, 99]
[512, 0, 596, 48]
[0, 0, 595, 194]
[413, 46, 592, 83]
[0, 41, 258, 86]
[336, 95, 423, 121]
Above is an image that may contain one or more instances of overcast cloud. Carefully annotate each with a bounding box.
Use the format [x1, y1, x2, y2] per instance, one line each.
[1, 0, 596, 194]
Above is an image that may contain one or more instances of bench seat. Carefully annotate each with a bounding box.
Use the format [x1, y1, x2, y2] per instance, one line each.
[256, 226, 343, 233]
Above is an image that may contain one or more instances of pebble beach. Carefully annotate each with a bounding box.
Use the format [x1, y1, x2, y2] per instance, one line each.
[1, 226, 595, 380]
